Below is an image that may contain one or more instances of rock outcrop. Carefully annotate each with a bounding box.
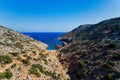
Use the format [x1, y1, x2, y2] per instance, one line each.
[58, 17, 120, 80]
[0, 26, 69, 80]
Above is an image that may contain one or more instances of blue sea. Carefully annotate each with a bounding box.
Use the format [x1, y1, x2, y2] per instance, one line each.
[22, 32, 65, 50]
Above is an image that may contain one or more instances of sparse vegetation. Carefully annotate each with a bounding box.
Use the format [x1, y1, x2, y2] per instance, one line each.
[108, 61, 115, 66]
[23, 54, 28, 57]
[16, 56, 22, 61]
[104, 64, 113, 70]
[5, 69, 13, 79]
[15, 42, 23, 49]
[79, 60, 86, 68]
[106, 43, 117, 49]
[31, 64, 60, 79]
[104, 50, 112, 55]
[113, 53, 120, 60]
[0, 26, 68, 79]
[29, 66, 41, 77]
[32, 51, 36, 55]
[22, 58, 30, 65]
[105, 73, 114, 80]
[39, 53, 46, 58]
[0, 55, 12, 64]
[32, 64, 44, 73]
[9, 52, 19, 56]
[104, 61, 116, 72]
[0, 69, 13, 79]
[11, 63, 16, 68]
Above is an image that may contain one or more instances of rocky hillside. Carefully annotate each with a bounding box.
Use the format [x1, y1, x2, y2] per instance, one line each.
[58, 17, 120, 80]
[0, 26, 69, 80]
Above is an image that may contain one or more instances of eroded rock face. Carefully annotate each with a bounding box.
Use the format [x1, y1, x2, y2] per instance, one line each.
[0, 26, 69, 80]
[58, 17, 120, 80]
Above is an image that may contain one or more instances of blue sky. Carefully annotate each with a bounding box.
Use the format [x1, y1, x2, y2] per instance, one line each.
[0, 0, 120, 32]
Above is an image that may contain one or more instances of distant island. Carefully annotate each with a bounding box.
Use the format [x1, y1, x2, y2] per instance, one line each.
[0, 17, 120, 80]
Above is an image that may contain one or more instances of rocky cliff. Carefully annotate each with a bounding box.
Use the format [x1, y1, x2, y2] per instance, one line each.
[0, 26, 69, 80]
[58, 17, 120, 80]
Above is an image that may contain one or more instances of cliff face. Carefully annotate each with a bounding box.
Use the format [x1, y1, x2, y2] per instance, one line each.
[0, 26, 69, 80]
[58, 17, 120, 80]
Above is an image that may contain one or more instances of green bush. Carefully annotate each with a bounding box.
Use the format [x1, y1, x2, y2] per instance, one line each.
[9, 52, 19, 56]
[104, 64, 113, 70]
[17, 56, 22, 61]
[43, 71, 60, 79]
[32, 64, 60, 79]
[79, 60, 86, 68]
[11, 63, 16, 68]
[0, 73, 5, 79]
[32, 64, 44, 73]
[0, 55, 12, 64]
[108, 61, 115, 66]
[29, 66, 41, 77]
[106, 43, 117, 49]
[39, 53, 46, 58]
[32, 51, 36, 54]
[105, 73, 114, 80]
[113, 53, 120, 60]
[15, 42, 23, 49]
[5, 69, 13, 79]
[23, 54, 28, 57]
[22, 58, 30, 65]
[104, 50, 112, 55]
[0, 69, 13, 79]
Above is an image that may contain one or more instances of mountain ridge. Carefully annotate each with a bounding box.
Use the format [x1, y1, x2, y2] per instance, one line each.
[58, 17, 120, 80]
[0, 25, 69, 80]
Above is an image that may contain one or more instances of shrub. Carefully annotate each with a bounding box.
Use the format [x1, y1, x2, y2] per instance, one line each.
[0, 69, 13, 79]
[39, 53, 46, 58]
[5, 69, 13, 79]
[0, 73, 5, 79]
[15, 42, 23, 49]
[79, 60, 86, 68]
[9, 52, 19, 56]
[0, 55, 12, 64]
[32, 51, 36, 55]
[23, 54, 28, 57]
[32, 64, 44, 73]
[43, 71, 60, 79]
[16, 56, 22, 61]
[21, 51, 27, 54]
[104, 64, 113, 70]
[29, 66, 41, 77]
[104, 62, 116, 73]
[105, 73, 114, 80]
[113, 53, 120, 60]
[104, 50, 112, 55]
[32, 64, 60, 79]
[108, 61, 115, 66]
[22, 58, 30, 65]
[106, 43, 117, 49]
[11, 63, 16, 68]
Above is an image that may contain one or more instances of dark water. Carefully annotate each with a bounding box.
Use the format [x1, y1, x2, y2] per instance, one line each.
[22, 32, 65, 50]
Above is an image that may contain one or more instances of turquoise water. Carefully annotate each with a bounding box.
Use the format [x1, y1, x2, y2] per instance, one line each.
[23, 32, 65, 50]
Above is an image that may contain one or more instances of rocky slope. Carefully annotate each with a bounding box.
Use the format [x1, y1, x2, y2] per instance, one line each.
[0, 26, 69, 80]
[58, 17, 120, 80]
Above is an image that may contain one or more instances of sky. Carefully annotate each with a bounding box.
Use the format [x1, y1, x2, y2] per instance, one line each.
[0, 0, 120, 32]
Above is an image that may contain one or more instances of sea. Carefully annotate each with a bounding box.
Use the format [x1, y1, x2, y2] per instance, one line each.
[22, 32, 65, 50]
